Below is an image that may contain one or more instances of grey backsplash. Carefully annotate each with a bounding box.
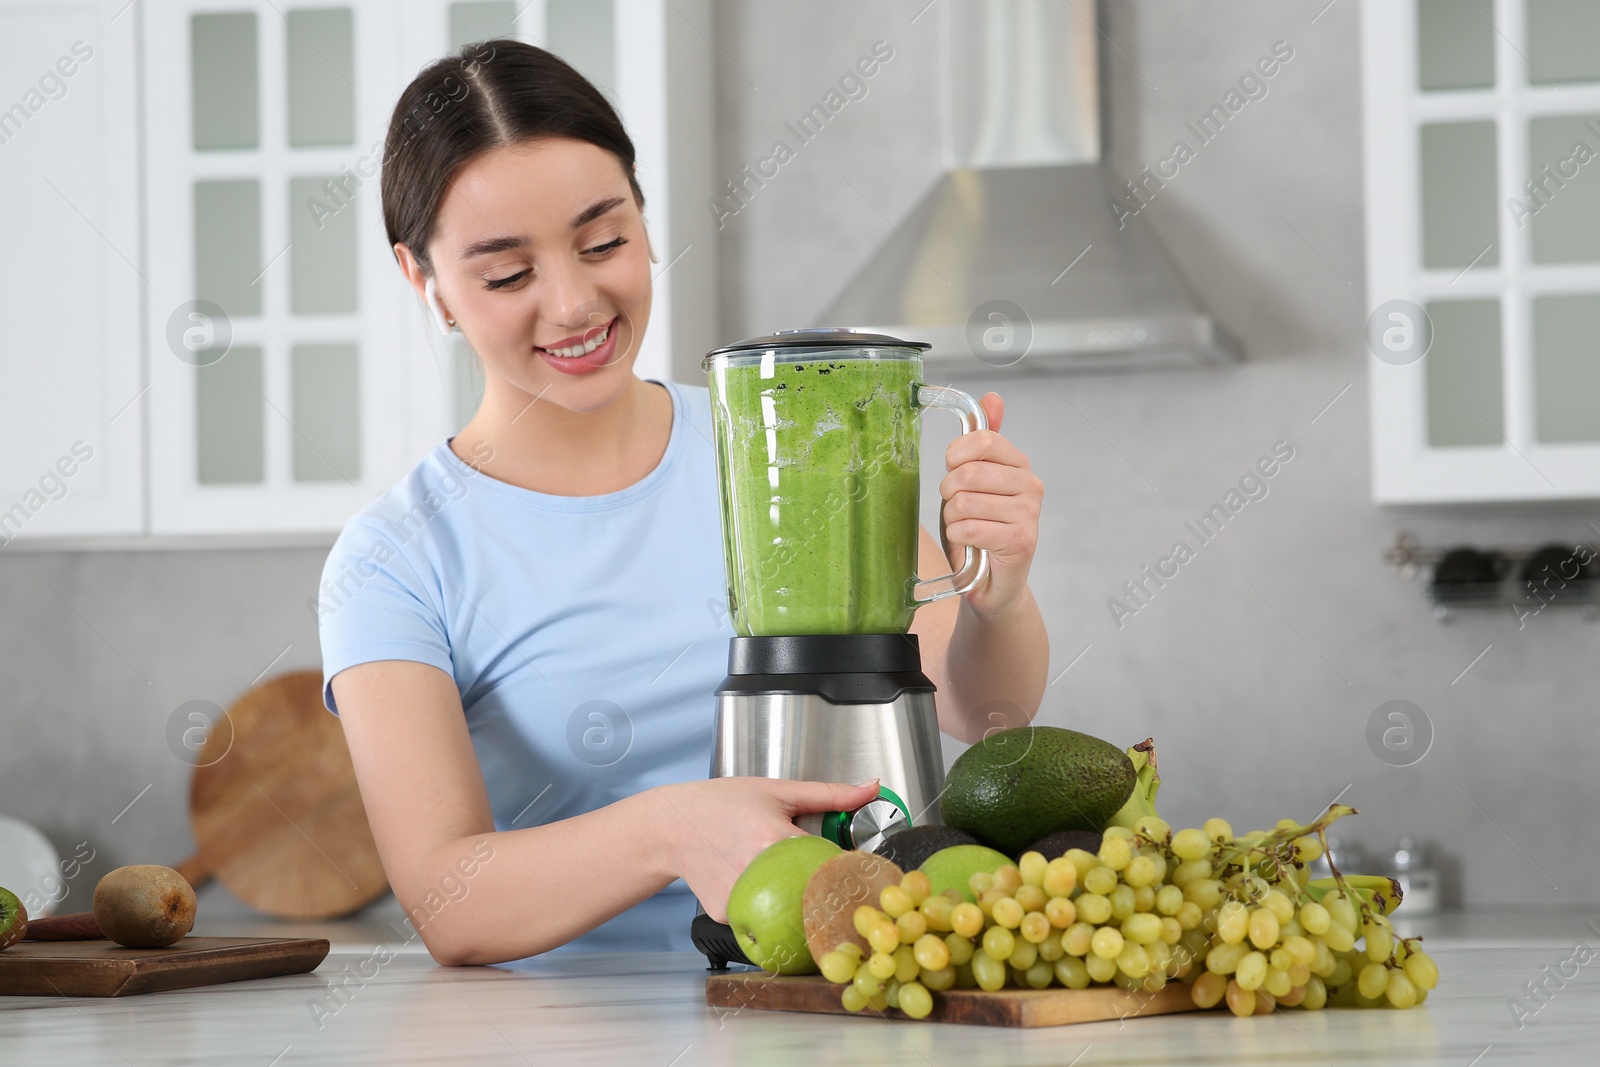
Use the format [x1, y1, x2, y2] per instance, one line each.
[0, 1, 1590, 919]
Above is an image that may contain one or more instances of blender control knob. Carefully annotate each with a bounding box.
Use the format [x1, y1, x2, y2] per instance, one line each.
[844, 798, 909, 853]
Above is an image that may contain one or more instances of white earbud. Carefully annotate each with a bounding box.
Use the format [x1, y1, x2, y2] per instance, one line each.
[424, 274, 456, 336]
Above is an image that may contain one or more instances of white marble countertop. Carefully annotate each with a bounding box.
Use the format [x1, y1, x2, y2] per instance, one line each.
[2, 909, 1596, 1065]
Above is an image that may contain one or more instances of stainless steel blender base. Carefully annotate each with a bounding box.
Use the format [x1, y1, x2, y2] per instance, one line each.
[710, 691, 945, 829]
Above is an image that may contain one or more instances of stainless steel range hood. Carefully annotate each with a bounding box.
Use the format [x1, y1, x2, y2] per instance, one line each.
[817, 0, 1239, 372]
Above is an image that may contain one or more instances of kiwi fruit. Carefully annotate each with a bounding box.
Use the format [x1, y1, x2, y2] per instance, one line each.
[0, 888, 26, 951]
[1024, 829, 1104, 861]
[872, 824, 981, 873]
[800, 850, 903, 964]
[93, 865, 196, 949]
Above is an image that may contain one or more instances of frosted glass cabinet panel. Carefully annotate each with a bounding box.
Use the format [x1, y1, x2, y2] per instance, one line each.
[449, 1, 516, 48]
[286, 8, 355, 146]
[1364, 0, 1600, 500]
[191, 12, 259, 149]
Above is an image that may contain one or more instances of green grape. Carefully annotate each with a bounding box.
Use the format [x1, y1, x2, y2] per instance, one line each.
[950, 902, 984, 938]
[1015, 885, 1048, 914]
[1121, 913, 1163, 945]
[1018, 850, 1048, 888]
[1328, 956, 1353, 988]
[1024, 960, 1054, 989]
[867, 920, 900, 955]
[895, 909, 928, 944]
[1264, 966, 1293, 998]
[835, 941, 864, 959]
[1085, 951, 1119, 983]
[1020, 911, 1052, 944]
[1298, 901, 1331, 935]
[921, 964, 956, 992]
[1083, 865, 1118, 896]
[1248, 907, 1280, 950]
[982, 925, 1016, 961]
[1155, 884, 1185, 916]
[1043, 857, 1078, 897]
[1109, 885, 1137, 921]
[880, 884, 915, 918]
[1385, 970, 1417, 1008]
[1235, 951, 1268, 991]
[1132, 885, 1157, 914]
[1099, 836, 1135, 871]
[1159, 917, 1183, 945]
[1287, 962, 1311, 987]
[919, 893, 955, 932]
[1103, 824, 1135, 841]
[1261, 889, 1295, 925]
[1007, 939, 1038, 970]
[1172, 828, 1212, 861]
[1356, 961, 1389, 1000]
[1325, 897, 1359, 935]
[972, 950, 1008, 991]
[1133, 814, 1171, 841]
[1063, 922, 1095, 957]
[1117, 942, 1151, 978]
[1225, 980, 1256, 1017]
[968, 871, 994, 897]
[1269, 947, 1292, 971]
[1283, 935, 1316, 966]
[1293, 835, 1323, 864]
[944, 930, 975, 966]
[819, 950, 857, 984]
[1147, 938, 1174, 975]
[854, 962, 887, 998]
[898, 980, 933, 1019]
[993, 865, 1023, 893]
[840, 984, 869, 1012]
[894, 945, 920, 983]
[1184, 879, 1223, 909]
[1176, 901, 1205, 931]
[1404, 951, 1439, 991]
[1091, 926, 1125, 960]
[1064, 848, 1101, 881]
[1044, 896, 1077, 930]
[1301, 975, 1328, 1011]
[1202, 817, 1234, 843]
[1076, 893, 1113, 925]
[991, 896, 1024, 929]
[1364, 919, 1394, 963]
[884, 978, 901, 1009]
[1037, 933, 1065, 961]
[1191, 969, 1227, 1008]
[1206, 939, 1249, 975]
[1055, 955, 1091, 989]
[1217, 900, 1250, 944]
[1322, 921, 1355, 954]
[1124, 854, 1161, 888]
[1171, 858, 1214, 887]
[867, 952, 897, 980]
[854, 905, 885, 939]
[901, 869, 932, 906]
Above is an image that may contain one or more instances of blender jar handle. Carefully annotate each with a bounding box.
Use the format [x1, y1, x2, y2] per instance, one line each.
[911, 384, 991, 606]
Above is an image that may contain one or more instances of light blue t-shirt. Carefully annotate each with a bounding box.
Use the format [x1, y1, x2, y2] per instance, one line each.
[316, 379, 729, 954]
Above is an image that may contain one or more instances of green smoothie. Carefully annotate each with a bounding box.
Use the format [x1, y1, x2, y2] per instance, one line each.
[708, 355, 922, 636]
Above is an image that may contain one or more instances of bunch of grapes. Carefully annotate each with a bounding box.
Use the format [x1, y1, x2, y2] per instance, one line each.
[814, 804, 1440, 1019]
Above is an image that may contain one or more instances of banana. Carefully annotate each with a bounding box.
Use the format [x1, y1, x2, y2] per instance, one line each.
[1103, 739, 1162, 831]
[1305, 875, 1404, 917]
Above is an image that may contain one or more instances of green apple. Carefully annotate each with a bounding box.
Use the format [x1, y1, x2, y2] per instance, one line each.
[725, 835, 842, 974]
[918, 844, 1014, 903]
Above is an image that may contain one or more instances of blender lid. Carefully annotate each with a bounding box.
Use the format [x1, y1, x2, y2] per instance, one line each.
[704, 327, 931, 363]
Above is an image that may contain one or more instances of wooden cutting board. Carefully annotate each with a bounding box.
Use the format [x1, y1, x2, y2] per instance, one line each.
[706, 972, 1202, 1028]
[0, 937, 330, 997]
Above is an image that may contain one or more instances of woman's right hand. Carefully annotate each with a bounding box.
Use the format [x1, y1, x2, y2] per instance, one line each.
[651, 776, 882, 923]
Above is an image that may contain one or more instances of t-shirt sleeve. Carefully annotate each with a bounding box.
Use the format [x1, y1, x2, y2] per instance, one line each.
[316, 518, 454, 715]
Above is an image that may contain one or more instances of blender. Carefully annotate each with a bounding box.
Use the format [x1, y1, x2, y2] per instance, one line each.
[689, 328, 991, 969]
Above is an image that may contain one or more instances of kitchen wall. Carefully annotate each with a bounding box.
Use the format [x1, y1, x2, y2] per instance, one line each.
[0, 0, 1591, 919]
[712, 0, 1597, 909]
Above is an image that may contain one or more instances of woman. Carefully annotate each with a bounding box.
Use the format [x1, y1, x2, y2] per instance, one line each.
[318, 39, 1048, 965]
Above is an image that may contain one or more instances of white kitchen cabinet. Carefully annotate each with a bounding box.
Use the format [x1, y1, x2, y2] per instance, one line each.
[1364, 0, 1600, 503]
[0, 1, 143, 542]
[0, 0, 714, 542]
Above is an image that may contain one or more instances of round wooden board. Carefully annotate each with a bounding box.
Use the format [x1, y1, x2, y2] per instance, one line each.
[186, 670, 389, 919]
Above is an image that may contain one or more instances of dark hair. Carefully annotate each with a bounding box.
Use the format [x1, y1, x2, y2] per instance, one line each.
[380, 39, 644, 276]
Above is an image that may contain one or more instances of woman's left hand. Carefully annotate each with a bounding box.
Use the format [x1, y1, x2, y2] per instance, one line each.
[938, 392, 1044, 618]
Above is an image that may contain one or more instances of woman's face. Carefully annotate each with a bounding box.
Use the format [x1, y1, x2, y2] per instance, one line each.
[410, 137, 652, 413]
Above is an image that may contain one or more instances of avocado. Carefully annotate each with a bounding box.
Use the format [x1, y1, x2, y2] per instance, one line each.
[941, 726, 1135, 856]
[872, 824, 980, 872]
[1024, 829, 1104, 861]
